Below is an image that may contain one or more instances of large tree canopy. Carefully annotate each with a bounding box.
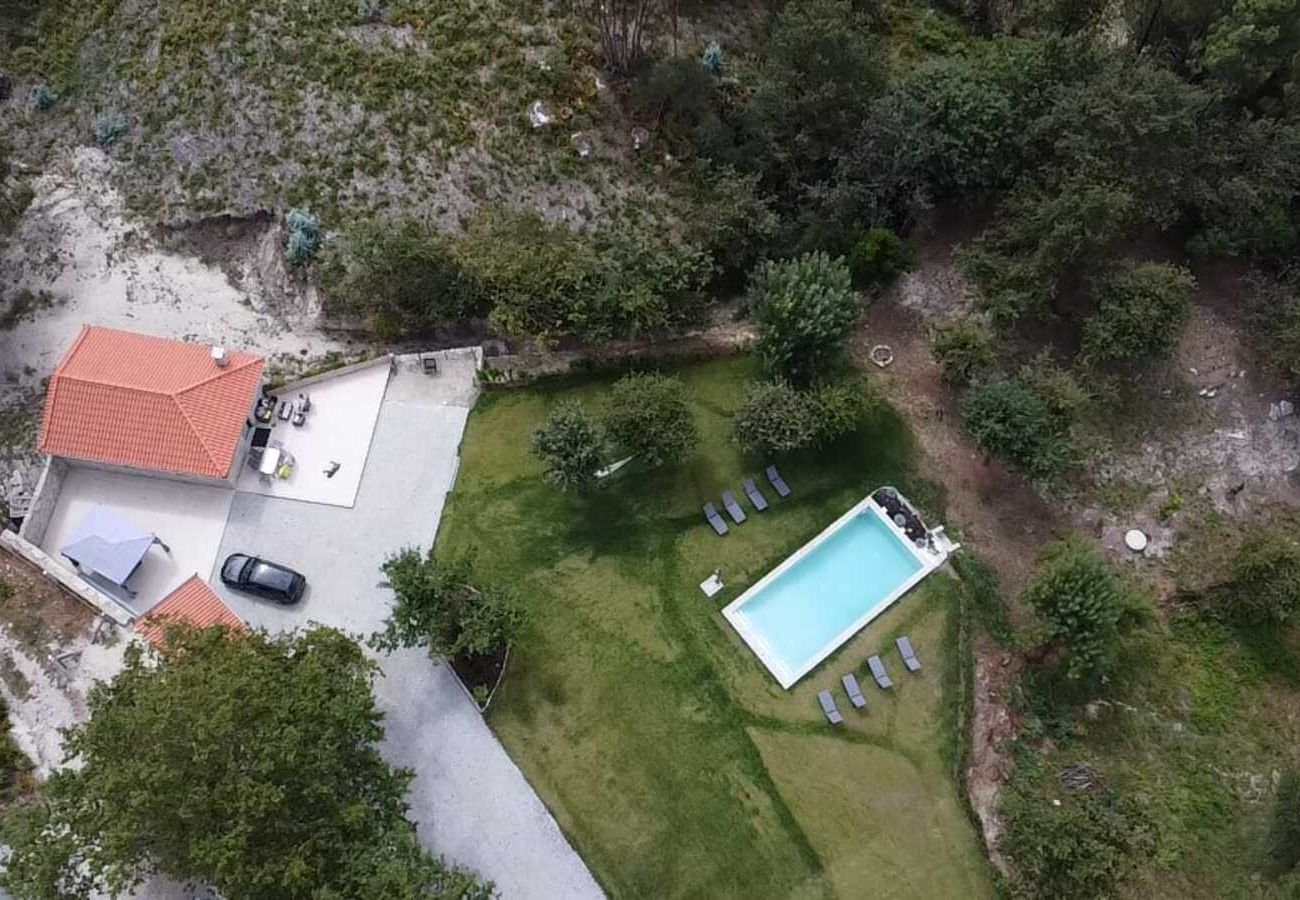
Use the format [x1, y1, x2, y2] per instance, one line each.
[1, 627, 491, 900]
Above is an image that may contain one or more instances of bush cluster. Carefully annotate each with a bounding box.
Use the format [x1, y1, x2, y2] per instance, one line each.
[732, 379, 869, 455]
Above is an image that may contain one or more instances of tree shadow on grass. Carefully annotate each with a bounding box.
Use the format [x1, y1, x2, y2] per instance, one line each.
[1231, 621, 1300, 688]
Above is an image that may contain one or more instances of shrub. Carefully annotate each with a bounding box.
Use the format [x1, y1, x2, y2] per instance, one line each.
[321, 220, 474, 338]
[93, 112, 126, 148]
[285, 209, 322, 266]
[751, 252, 861, 386]
[932, 321, 998, 384]
[603, 373, 698, 467]
[846, 226, 912, 289]
[30, 84, 55, 111]
[1228, 529, 1300, 624]
[1021, 537, 1130, 680]
[961, 378, 1079, 477]
[1002, 788, 1157, 899]
[1081, 262, 1195, 365]
[732, 379, 867, 454]
[532, 401, 604, 492]
[373, 550, 523, 659]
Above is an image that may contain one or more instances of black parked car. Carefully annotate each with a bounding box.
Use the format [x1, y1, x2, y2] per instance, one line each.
[220, 554, 306, 605]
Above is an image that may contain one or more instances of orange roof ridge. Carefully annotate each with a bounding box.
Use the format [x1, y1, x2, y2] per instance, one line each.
[137, 574, 245, 648]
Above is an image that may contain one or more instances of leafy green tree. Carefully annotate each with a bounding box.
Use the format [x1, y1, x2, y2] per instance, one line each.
[532, 401, 604, 492]
[959, 175, 1135, 324]
[603, 373, 697, 467]
[732, 379, 867, 454]
[457, 208, 597, 341]
[961, 376, 1082, 478]
[1002, 788, 1157, 899]
[1081, 262, 1195, 365]
[1202, 0, 1300, 104]
[373, 551, 523, 659]
[751, 252, 861, 386]
[0, 627, 490, 900]
[932, 321, 998, 385]
[1228, 530, 1300, 624]
[322, 220, 476, 339]
[748, 0, 886, 198]
[1021, 537, 1129, 679]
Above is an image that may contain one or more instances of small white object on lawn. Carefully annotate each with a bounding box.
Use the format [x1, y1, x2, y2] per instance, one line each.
[700, 573, 724, 598]
[1124, 529, 1149, 553]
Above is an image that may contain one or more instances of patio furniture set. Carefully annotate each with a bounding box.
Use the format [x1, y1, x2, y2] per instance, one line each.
[702, 465, 792, 536]
[818, 636, 923, 725]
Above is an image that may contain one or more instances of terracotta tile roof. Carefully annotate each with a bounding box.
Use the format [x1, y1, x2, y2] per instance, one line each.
[38, 326, 265, 479]
[136, 575, 245, 648]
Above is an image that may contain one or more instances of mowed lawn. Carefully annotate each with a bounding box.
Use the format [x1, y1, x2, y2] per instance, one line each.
[437, 357, 993, 899]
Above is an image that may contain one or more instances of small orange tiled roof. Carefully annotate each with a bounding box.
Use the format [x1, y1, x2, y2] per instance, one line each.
[136, 575, 245, 648]
[38, 326, 264, 479]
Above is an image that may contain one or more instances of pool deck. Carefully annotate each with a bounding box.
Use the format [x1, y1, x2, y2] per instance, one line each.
[722, 493, 950, 689]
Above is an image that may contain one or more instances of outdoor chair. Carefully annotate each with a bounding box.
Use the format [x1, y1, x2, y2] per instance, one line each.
[722, 490, 747, 524]
[703, 503, 729, 536]
[818, 690, 844, 725]
[897, 636, 922, 673]
[868, 655, 894, 690]
[742, 477, 769, 512]
[842, 673, 867, 709]
[766, 464, 792, 498]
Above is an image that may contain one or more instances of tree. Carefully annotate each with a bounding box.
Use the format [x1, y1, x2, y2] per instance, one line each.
[932, 321, 998, 385]
[0, 627, 490, 900]
[961, 377, 1081, 478]
[602, 373, 697, 467]
[457, 208, 597, 341]
[1227, 529, 1300, 623]
[1021, 537, 1129, 679]
[532, 401, 604, 492]
[322, 220, 476, 339]
[1201, 0, 1300, 105]
[1081, 262, 1195, 365]
[372, 551, 523, 660]
[1002, 788, 1157, 899]
[732, 379, 868, 454]
[577, 0, 663, 73]
[747, 0, 886, 200]
[751, 252, 861, 386]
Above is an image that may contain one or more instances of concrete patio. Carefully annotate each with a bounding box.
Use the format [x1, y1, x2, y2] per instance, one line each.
[37, 468, 233, 616]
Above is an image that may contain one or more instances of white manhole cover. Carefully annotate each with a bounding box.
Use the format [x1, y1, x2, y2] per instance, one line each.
[1124, 529, 1149, 552]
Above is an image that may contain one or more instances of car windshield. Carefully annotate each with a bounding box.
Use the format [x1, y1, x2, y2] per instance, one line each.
[223, 556, 251, 581]
[250, 562, 294, 592]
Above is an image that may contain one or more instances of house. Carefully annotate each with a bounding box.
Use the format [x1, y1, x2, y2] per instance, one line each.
[135, 574, 244, 648]
[36, 325, 264, 484]
[11, 326, 265, 624]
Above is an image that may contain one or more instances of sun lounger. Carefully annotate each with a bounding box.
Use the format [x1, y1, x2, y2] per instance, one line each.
[742, 477, 769, 512]
[868, 655, 894, 690]
[766, 464, 791, 498]
[722, 490, 747, 524]
[842, 673, 867, 709]
[818, 690, 844, 725]
[703, 503, 729, 536]
[897, 636, 922, 673]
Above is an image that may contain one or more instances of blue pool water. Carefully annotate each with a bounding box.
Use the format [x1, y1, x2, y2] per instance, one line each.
[732, 511, 923, 681]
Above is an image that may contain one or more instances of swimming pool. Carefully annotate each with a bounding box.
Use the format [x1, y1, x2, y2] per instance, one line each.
[721, 493, 950, 688]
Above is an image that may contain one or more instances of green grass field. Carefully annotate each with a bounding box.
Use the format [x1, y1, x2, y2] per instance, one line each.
[437, 357, 993, 899]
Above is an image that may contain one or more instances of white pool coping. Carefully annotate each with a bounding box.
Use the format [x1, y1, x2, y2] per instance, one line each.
[721, 492, 950, 689]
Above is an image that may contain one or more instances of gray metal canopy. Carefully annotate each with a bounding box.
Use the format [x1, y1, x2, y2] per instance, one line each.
[61, 505, 166, 587]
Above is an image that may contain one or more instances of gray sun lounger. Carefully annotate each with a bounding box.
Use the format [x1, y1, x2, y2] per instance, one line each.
[818, 689, 844, 725]
[868, 655, 894, 690]
[766, 464, 791, 498]
[703, 502, 729, 536]
[742, 477, 769, 512]
[897, 636, 922, 673]
[722, 490, 747, 524]
[842, 673, 867, 709]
